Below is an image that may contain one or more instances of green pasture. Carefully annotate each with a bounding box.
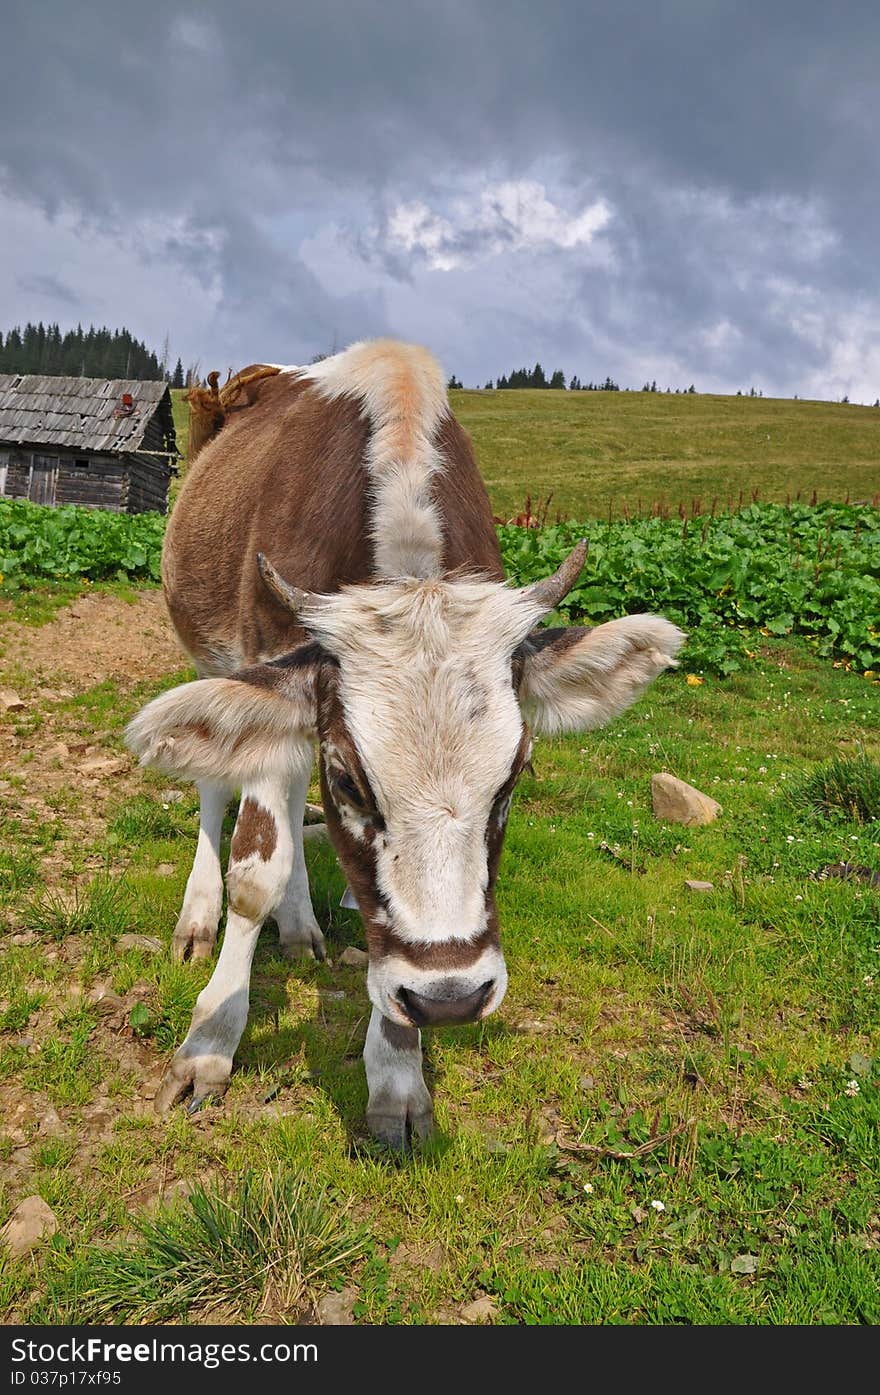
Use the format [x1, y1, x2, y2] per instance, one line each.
[1, 637, 878, 1324]
[0, 384, 877, 1324]
[449, 388, 880, 521]
[171, 384, 880, 522]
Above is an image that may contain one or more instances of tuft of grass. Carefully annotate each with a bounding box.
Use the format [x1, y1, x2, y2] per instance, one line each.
[62, 1169, 366, 1323]
[786, 752, 880, 823]
[109, 795, 192, 843]
[22, 875, 133, 940]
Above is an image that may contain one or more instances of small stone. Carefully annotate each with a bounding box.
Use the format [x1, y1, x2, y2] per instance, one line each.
[10, 932, 38, 946]
[1, 1196, 58, 1256]
[339, 946, 369, 968]
[50, 742, 70, 759]
[0, 690, 25, 713]
[38, 1107, 65, 1137]
[304, 802, 325, 823]
[316, 1286, 358, 1325]
[684, 879, 714, 892]
[80, 756, 128, 776]
[159, 789, 184, 804]
[460, 1295, 498, 1324]
[651, 773, 722, 826]
[155, 863, 176, 877]
[117, 934, 163, 954]
[90, 990, 126, 1016]
[302, 822, 330, 842]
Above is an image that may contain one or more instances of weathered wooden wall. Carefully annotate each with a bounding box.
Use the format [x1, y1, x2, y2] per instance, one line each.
[0, 446, 173, 513]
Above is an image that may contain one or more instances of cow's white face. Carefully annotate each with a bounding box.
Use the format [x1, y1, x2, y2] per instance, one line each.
[126, 553, 685, 1034]
[308, 579, 542, 1027]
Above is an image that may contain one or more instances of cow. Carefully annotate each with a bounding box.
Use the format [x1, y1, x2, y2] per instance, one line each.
[125, 339, 684, 1150]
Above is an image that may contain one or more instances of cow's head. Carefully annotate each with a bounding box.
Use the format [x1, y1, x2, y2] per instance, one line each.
[126, 544, 683, 1029]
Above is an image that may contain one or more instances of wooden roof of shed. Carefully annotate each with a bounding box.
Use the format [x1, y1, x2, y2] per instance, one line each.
[0, 375, 172, 453]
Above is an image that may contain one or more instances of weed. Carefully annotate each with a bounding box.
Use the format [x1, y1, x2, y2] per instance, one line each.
[60, 1169, 366, 1323]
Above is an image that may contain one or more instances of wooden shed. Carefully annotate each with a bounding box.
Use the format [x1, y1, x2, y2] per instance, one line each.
[0, 375, 178, 513]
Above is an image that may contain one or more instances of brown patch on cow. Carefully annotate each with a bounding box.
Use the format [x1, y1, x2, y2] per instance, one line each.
[382, 926, 500, 971]
[315, 665, 391, 940]
[230, 797, 277, 863]
[380, 1016, 420, 1052]
[431, 414, 505, 579]
[163, 376, 372, 673]
[164, 350, 508, 681]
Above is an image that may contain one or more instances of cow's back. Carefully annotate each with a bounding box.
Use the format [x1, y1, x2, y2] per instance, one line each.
[162, 348, 503, 673]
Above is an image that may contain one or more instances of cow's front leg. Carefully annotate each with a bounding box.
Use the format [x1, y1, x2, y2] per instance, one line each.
[172, 779, 231, 961]
[156, 777, 292, 1113]
[274, 763, 326, 961]
[364, 1008, 434, 1151]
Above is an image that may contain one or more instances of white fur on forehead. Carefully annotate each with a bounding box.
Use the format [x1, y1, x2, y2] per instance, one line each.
[304, 576, 543, 662]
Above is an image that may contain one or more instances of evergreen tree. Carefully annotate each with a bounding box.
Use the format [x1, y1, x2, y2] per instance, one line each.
[0, 322, 164, 378]
[549, 369, 566, 389]
[171, 358, 185, 389]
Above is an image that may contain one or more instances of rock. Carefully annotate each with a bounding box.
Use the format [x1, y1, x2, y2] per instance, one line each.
[0, 690, 25, 713]
[651, 773, 722, 826]
[155, 863, 176, 877]
[460, 1295, 499, 1324]
[339, 946, 369, 968]
[37, 1107, 65, 1137]
[10, 932, 38, 946]
[302, 822, 330, 842]
[304, 802, 325, 823]
[117, 934, 163, 954]
[80, 756, 128, 776]
[684, 879, 714, 892]
[159, 789, 184, 804]
[0, 1196, 58, 1256]
[50, 742, 69, 759]
[89, 987, 127, 1015]
[316, 1286, 358, 1325]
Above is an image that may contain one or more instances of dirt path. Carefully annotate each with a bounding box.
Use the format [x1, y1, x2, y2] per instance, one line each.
[0, 589, 183, 691]
[0, 590, 187, 891]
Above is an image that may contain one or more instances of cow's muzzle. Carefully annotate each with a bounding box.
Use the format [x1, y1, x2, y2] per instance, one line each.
[396, 979, 495, 1028]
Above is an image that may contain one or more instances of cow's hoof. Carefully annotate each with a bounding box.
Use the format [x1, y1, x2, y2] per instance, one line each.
[279, 924, 327, 962]
[367, 1106, 435, 1154]
[171, 921, 218, 963]
[154, 1048, 231, 1115]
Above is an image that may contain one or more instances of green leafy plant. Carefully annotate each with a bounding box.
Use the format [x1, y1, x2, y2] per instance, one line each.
[498, 501, 880, 675]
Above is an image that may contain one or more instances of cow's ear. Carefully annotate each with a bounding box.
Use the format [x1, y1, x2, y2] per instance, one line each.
[515, 615, 685, 735]
[125, 643, 327, 783]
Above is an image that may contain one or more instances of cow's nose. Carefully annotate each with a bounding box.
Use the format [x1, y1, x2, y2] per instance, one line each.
[397, 980, 494, 1027]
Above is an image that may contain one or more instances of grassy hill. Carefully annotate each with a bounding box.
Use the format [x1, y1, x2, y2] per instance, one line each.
[171, 387, 880, 521]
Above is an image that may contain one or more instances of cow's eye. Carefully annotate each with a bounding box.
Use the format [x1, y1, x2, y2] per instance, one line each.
[332, 769, 366, 809]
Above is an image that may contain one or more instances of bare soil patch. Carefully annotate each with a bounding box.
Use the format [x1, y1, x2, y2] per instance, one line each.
[0, 590, 185, 893]
[0, 589, 182, 691]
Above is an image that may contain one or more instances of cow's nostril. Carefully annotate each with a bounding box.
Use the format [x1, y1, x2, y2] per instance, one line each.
[397, 980, 494, 1027]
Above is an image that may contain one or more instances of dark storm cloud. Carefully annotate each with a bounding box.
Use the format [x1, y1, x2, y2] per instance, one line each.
[1, 1, 877, 396]
[15, 273, 82, 307]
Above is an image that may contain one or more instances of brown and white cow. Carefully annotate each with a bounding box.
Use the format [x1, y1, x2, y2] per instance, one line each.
[126, 339, 684, 1149]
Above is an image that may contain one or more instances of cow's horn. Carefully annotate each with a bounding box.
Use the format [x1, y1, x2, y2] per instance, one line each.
[519, 538, 589, 614]
[257, 553, 317, 617]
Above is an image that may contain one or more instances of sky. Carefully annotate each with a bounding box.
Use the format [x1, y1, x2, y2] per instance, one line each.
[1, 1, 879, 402]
